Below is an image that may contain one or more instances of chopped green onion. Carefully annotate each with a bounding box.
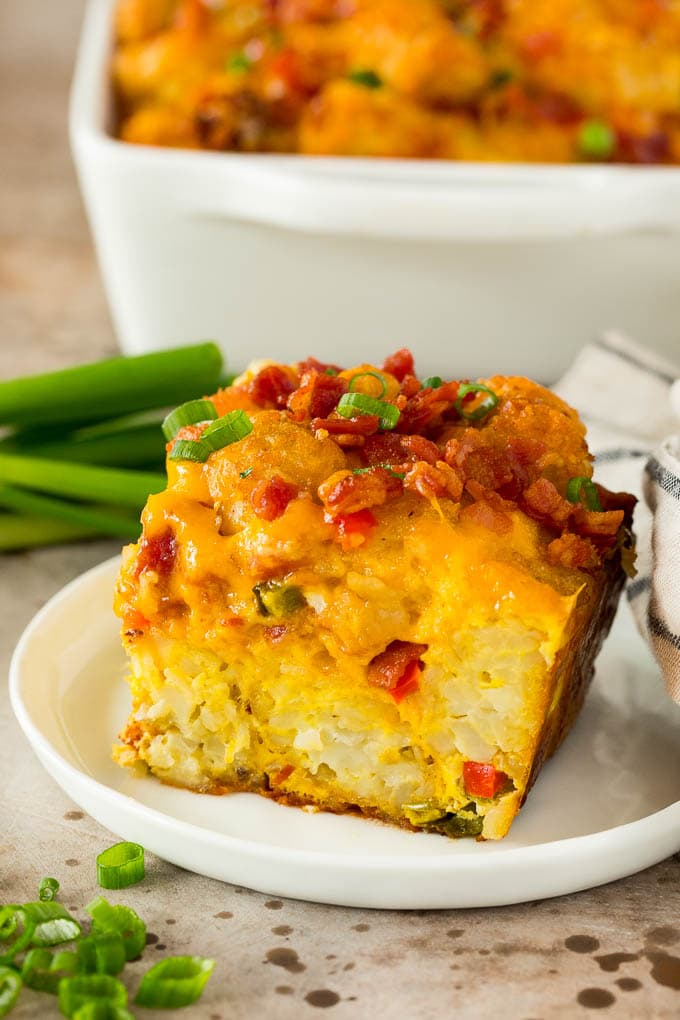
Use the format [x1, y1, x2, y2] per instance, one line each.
[21, 947, 78, 994]
[0, 966, 21, 1017]
[2, 422, 166, 470]
[324, 368, 339, 376]
[352, 465, 405, 479]
[58, 974, 128, 1019]
[77, 932, 126, 976]
[72, 1004, 134, 1020]
[455, 383, 498, 422]
[0, 908, 36, 964]
[239, 467, 253, 479]
[134, 955, 215, 1009]
[161, 400, 217, 442]
[201, 410, 253, 450]
[489, 68, 513, 89]
[228, 50, 251, 73]
[348, 372, 387, 398]
[0, 342, 223, 429]
[96, 843, 145, 891]
[85, 899, 146, 962]
[0, 514, 107, 552]
[566, 476, 602, 511]
[168, 439, 210, 463]
[336, 392, 400, 431]
[38, 878, 60, 902]
[347, 69, 382, 89]
[0, 454, 164, 508]
[24, 902, 81, 947]
[0, 486, 141, 543]
[578, 119, 615, 160]
[421, 376, 443, 390]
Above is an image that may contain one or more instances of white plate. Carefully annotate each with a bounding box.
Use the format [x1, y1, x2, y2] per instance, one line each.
[10, 556, 680, 909]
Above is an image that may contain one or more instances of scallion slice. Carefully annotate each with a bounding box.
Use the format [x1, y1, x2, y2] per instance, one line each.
[38, 877, 60, 902]
[0, 966, 21, 1018]
[23, 902, 81, 947]
[168, 439, 210, 463]
[455, 383, 499, 422]
[96, 842, 145, 891]
[72, 1003, 134, 1020]
[421, 376, 443, 390]
[353, 465, 405, 479]
[566, 476, 602, 511]
[347, 68, 382, 89]
[58, 974, 128, 1019]
[77, 931, 126, 976]
[336, 393, 400, 431]
[134, 955, 215, 1009]
[201, 409, 253, 450]
[0, 908, 36, 964]
[85, 899, 146, 962]
[348, 371, 387, 398]
[21, 947, 78, 994]
[161, 399, 218, 441]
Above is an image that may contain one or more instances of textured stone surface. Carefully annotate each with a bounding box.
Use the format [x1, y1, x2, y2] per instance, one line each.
[1, 3, 680, 1018]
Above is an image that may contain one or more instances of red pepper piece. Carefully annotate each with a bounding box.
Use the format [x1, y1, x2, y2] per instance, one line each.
[249, 365, 296, 408]
[136, 529, 177, 577]
[325, 508, 377, 549]
[463, 761, 508, 799]
[368, 640, 428, 692]
[390, 660, 422, 704]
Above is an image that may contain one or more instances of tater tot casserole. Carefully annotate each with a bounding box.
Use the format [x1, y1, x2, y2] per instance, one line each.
[114, 350, 635, 840]
[112, 0, 680, 162]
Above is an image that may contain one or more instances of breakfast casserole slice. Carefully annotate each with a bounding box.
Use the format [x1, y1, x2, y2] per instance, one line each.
[114, 350, 634, 840]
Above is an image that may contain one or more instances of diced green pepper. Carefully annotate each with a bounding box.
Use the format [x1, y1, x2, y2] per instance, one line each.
[253, 581, 306, 618]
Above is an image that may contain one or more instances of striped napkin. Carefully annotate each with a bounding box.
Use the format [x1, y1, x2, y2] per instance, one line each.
[555, 331, 680, 705]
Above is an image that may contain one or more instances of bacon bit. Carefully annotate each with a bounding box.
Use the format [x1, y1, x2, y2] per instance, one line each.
[461, 498, 512, 535]
[325, 508, 377, 549]
[382, 348, 415, 382]
[445, 431, 516, 493]
[522, 477, 573, 530]
[312, 414, 380, 437]
[396, 381, 460, 434]
[318, 467, 402, 515]
[296, 356, 343, 375]
[367, 640, 428, 694]
[123, 609, 149, 632]
[399, 374, 422, 398]
[362, 433, 407, 466]
[572, 507, 625, 546]
[267, 48, 307, 97]
[547, 533, 600, 570]
[249, 364, 297, 408]
[269, 763, 295, 786]
[220, 616, 245, 627]
[404, 460, 463, 502]
[264, 624, 288, 644]
[463, 761, 508, 799]
[618, 131, 669, 165]
[520, 30, 563, 61]
[400, 435, 441, 465]
[288, 370, 347, 421]
[165, 422, 208, 453]
[391, 660, 422, 704]
[251, 475, 298, 520]
[136, 529, 177, 576]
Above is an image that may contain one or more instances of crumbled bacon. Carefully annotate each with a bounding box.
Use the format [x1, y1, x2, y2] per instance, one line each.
[362, 433, 407, 466]
[367, 640, 428, 691]
[521, 477, 573, 530]
[396, 381, 460, 434]
[248, 364, 297, 408]
[572, 507, 625, 546]
[404, 460, 463, 502]
[136, 529, 177, 576]
[400, 435, 441, 465]
[269, 763, 295, 786]
[382, 348, 415, 382]
[318, 467, 402, 515]
[312, 414, 380, 438]
[445, 431, 516, 493]
[288, 370, 346, 421]
[462, 480, 513, 534]
[296, 356, 342, 376]
[251, 475, 298, 520]
[547, 533, 600, 570]
[166, 422, 208, 452]
[399, 374, 422, 398]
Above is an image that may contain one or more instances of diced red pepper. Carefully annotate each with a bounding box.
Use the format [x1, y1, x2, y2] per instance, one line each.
[390, 659, 422, 704]
[136, 529, 177, 577]
[462, 761, 508, 799]
[249, 365, 296, 408]
[325, 508, 377, 549]
[251, 476, 298, 521]
[367, 640, 428, 694]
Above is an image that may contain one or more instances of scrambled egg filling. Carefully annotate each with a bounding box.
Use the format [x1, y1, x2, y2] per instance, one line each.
[115, 351, 633, 839]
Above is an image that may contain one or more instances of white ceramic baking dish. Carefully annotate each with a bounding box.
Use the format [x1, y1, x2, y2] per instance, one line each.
[71, 0, 680, 380]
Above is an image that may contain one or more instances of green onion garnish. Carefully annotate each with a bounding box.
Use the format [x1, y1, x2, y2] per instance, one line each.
[24, 901, 81, 948]
[85, 899, 146, 962]
[0, 966, 21, 1017]
[421, 376, 443, 390]
[348, 371, 388, 398]
[566, 476, 602, 511]
[228, 50, 252, 73]
[0, 453, 164, 508]
[161, 399, 217, 441]
[324, 367, 339, 376]
[0, 908, 36, 964]
[72, 1003, 134, 1020]
[353, 465, 405, 479]
[134, 955, 215, 1009]
[347, 69, 383, 89]
[21, 947, 78, 994]
[455, 383, 499, 422]
[58, 974, 128, 1019]
[336, 392, 400, 430]
[77, 932, 126, 976]
[170, 410, 253, 462]
[578, 119, 615, 160]
[96, 842, 145, 891]
[38, 877, 60, 902]
[240, 467, 253, 479]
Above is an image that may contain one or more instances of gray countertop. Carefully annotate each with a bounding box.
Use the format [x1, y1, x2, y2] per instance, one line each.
[1, 2, 680, 1017]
